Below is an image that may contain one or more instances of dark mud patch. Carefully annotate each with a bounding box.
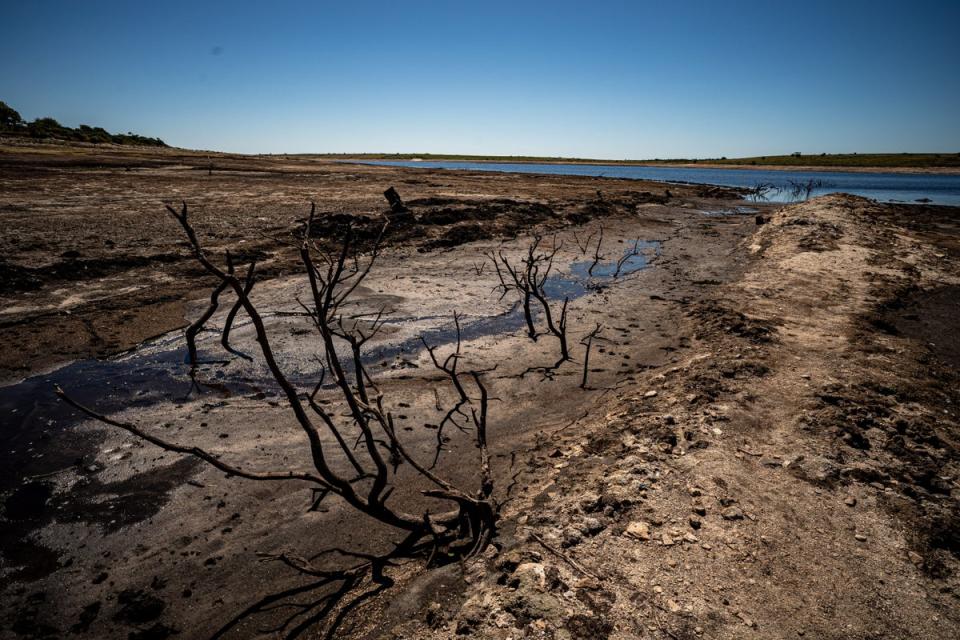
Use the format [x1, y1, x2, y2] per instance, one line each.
[302, 192, 659, 254]
[876, 283, 960, 370]
[688, 300, 778, 343]
[0, 253, 184, 295]
[784, 217, 844, 252]
[303, 196, 563, 253]
[803, 282, 960, 576]
[0, 457, 200, 586]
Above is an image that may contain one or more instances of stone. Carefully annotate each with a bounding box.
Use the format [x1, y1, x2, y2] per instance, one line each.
[721, 506, 745, 520]
[504, 591, 564, 622]
[692, 505, 707, 516]
[689, 516, 702, 530]
[562, 530, 583, 548]
[574, 576, 601, 590]
[581, 517, 605, 536]
[661, 533, 675, 546]
[908, 551, 923, 566]
[579, 492, 602, 513]
[854, 534, 867, 542]
[644, 390, 658, 398]
[625, 521, 650, 541]
[664, 414, 677, 425]
[514, 563, 548, 591]
[844, 496, 857, 507]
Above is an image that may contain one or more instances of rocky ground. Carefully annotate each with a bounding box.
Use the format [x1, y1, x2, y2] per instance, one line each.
[374, 195, 960, 640]
[1, 142, 958, 639]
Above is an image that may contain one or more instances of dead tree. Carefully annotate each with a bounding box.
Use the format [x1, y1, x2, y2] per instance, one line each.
[488, 235, 571, 367]
[587, 224, 605, 276]
[612, 238, 644, 278]
[58, 202, 497, 558]
[579, 323, 604, 389]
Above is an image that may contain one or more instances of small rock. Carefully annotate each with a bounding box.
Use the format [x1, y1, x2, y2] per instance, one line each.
[579, 492, 602, 513]
[661, 533, 674, 546]
[644, 390, 658, 398]
[683, 533, 699, 544]
[666, 599, 681, 613]
[721, 507, 745, 521]
[664, 414, 676, 425]
[562, 530, 583, 548]
[737, 611, 756, 627]
[854, 534, 867, 542]
[689, 517, 702, 530]
[514, 562, 548, 591]
[581, 517, 605, 536]
[625, 521, 650, 541]
[574, 576, 600, 590]
[844, 496, 857, 507]
[908, 551, 923, 566]
[692, 505, 707, 516]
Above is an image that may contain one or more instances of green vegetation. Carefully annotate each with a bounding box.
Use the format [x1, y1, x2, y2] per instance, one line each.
[320, 152, 960, 169]
[0, 99, 166, 147]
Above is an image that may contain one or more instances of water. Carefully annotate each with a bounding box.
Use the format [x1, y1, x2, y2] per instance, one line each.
[357, 160, 960, 207]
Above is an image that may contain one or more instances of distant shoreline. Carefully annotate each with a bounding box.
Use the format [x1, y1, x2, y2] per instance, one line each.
[3, 139, 957, 175]
[334, 157, 960, 176]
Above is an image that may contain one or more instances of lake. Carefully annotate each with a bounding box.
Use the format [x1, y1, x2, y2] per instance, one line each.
[357, 160, 960, 207]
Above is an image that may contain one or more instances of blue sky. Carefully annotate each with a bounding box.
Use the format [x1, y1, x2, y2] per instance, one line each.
[2, 1, 959, 157]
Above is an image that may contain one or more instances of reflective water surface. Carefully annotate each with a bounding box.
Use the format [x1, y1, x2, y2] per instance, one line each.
[358, 160, 960, 206]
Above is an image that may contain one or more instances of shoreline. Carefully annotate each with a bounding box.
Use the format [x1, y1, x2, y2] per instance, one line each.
[339, 157, 960, 175]
[4, 139, 957, 175]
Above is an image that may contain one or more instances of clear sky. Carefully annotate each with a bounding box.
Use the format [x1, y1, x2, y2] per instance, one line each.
[2, 1, 959, 158]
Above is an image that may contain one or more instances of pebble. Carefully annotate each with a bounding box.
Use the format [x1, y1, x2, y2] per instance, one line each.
[855, 534, 868, 542]
[721, 506, 745, 521]
[845, 496, 857, 507]
[644, 390, 658, 398]
[689, 516, 702, 530]
[625, 521, 650, 541]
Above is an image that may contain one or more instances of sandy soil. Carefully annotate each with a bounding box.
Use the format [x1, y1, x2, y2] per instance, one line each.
[1, 142, 958, 639]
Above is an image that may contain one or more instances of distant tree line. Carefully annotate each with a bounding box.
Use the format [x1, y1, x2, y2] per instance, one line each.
[0, 100, 166, 147]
